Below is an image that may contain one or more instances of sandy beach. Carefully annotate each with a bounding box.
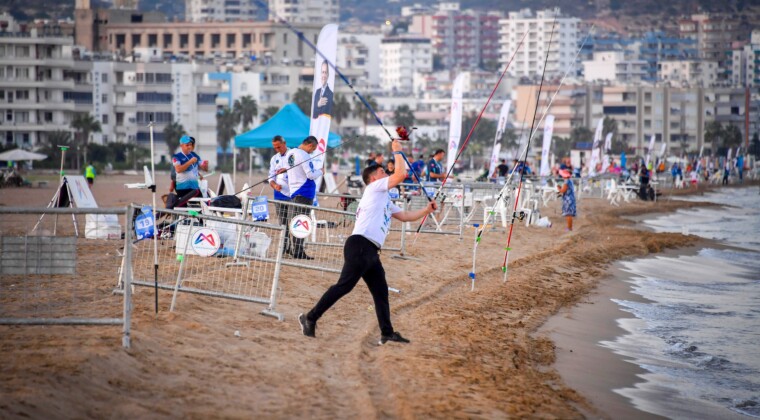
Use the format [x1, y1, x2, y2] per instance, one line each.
[0, 171, 745, 418]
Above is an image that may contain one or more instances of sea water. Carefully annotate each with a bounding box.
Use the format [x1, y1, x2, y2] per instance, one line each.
[606, 186, 760, 418]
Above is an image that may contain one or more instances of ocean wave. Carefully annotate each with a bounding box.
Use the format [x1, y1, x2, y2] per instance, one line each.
[733, 399, 760, 418]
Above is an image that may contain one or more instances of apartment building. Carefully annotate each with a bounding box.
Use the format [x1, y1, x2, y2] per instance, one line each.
[380, 34, 432, 94]
[679, 13, 741, 80]
[658, 60, 719, 87]
[727, 30, 760, 88]
[498, 8, 580, 80]
[409, 2, 502, 70]
[583, 51, 648, 83]
[185, 0, 259, 22]
[268, 0, 339, 25]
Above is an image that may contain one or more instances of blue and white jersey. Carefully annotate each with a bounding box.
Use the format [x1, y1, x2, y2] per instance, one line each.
[172, 151, 201, 190]
[426, 158, 442, 182]
[285, 148, 323, 200]
[269, 150, 290, 200]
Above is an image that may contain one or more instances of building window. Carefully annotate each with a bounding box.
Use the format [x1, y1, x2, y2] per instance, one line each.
[102, 94, 108, 103]
[102, 114, 109, 124]
[45, 112, 53, 123]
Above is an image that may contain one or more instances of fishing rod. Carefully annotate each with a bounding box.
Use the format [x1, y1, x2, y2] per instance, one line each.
[500, 18, 558, 281]
[467, 24, 596, 288]
[251, 0, 435, 200]
[411, 28, 530, 242]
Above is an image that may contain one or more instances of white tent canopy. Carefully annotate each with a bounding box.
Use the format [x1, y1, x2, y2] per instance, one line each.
[0, 148, 47, 161]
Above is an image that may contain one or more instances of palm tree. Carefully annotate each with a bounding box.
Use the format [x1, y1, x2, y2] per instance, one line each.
[216, 108, 238, 166]
[260, 106, 280, 123]
[234, 95, 258, 132]
[354, 95, 377, 136]
[393, 104, 415, 129]
[163, 121, 185, 157]
[70, 113, 101, 169]
[293, 87, 313, 116]
[332, 93, 351, 127]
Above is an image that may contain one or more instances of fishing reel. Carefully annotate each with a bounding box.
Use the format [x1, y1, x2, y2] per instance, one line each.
[512, 211, 526, 221]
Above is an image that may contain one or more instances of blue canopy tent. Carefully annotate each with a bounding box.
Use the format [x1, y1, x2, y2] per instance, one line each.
[235, 103, 341, 148]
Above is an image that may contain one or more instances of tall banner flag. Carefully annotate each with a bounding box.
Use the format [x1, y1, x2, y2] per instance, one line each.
[446, 74, 465, 174]
[587, 118, 603, 176]
[604, 132, 613, 152]
[487, 99, 511, 179]
[659, 142, 667, 158]
[309, 24, 338, 195]
[646, 134, 656, 165]
[540, 115, 555, 177]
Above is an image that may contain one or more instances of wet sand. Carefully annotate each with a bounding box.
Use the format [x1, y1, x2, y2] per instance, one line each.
[0, 171, 746, 418]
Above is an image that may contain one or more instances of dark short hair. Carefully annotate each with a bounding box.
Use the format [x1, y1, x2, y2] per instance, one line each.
[272, 135, 285, 143]
[434, 149, 445, 155]
[362, 164, 383, 184]
[302, 136, 318, 146]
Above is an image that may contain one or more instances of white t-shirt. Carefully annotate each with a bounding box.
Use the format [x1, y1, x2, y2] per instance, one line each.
[284, 147, 323, 199]
[268, 150, 290, 200]
[352, 177, 402, 247]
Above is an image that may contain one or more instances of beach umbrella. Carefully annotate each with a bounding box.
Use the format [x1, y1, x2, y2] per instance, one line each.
[0, 148, 47, 161]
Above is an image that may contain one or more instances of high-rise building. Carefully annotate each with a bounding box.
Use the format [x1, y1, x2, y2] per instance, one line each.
[409, 3, 502, 70]
[498, 8, 580, 79]
[268, 0, 339, 25]
[583, 51, 648, 83]
[185, 0, 259, 22]
[679, 13, 741, 80]
[728, 30, 760, 88]
[380, 34, 432, 94]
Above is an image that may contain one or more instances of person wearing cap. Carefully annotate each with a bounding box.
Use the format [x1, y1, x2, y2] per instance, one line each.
[556, 169, 576, 231]
[172, 135, 208, 198]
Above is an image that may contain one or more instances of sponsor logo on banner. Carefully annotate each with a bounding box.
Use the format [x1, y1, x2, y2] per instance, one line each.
[290, 214, 314, 239]
[191, 227, 221, 257]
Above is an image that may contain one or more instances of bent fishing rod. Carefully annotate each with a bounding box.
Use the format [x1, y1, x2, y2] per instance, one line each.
[411, 28, 530, 242]
[251, 0, 434, 199]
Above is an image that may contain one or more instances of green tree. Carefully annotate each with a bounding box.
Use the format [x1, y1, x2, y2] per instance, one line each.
[722, 124, 743, 149]
[569, 126, 594, 147]
[393, 104, 416, 130]
[293, 87, 312, 116]
[354, 95, 377, 135]
[602, 117, 617, 140]
[216, 108, 238, 166]
[332, 93, 351, 127]
[234, 95, 258, 132]
[37, 130, 75, 169]
[70, 113, 101, 169]
[260, 106, 280, 122]
[461, 112, 497, 159]
[553, 136, 573, 159]
[163, 121, 185, 157]
[704, 120, 724, 148]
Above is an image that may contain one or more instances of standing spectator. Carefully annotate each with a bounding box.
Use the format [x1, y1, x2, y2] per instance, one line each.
[385, 160, 395, 175]
[364, 152, 376, 167]
[85, 161, 96, 187]
[737, 154, 744, 183]
[279, 136, 322, 260]
[426, 149, 445, 182]
[269, 135, 291, 254]
[497, 159, 509, 177]
[557, 169, 576, 231]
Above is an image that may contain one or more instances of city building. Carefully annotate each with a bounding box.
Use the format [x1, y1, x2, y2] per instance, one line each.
[268, 0, 339, 25]
[727, 30, 760, 88]
[583, 51, 648, 83]
[0, 15, 82, 149]
[380, 34, 432, 94]
[678, 13, 741, 80]
[74, 0, 165, 52]
[409, 3, 502, 70]
[498, 8, 580, 80]
[102, 21, 323, 65]
[658, 60, 719, 87]
[185, 0, 259, 22]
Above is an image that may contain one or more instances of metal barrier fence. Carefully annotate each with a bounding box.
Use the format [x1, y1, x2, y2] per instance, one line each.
[400, 183, 465, 238]
[123, 206, 286, 320]
[0, 206, 133, 348]
[260, 197, 408, 274]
